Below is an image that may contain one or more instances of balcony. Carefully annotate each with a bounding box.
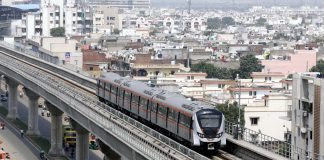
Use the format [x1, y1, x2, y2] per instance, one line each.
[35, 25, 41, 28]
[77, 17, 83, 21]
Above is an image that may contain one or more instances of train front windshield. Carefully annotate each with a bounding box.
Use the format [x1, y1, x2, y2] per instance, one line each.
[199, 114, 221, 128]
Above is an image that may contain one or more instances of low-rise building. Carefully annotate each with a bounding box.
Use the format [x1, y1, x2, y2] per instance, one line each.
[244, 92, 292, 141]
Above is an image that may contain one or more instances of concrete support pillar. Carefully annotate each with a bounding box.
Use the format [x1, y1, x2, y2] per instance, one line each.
[97, 139, 121, 160]
[46, 101, 65, 157]
[24, 88, 40, 136]
[71, 119, 89, 160]
[5, 77, 19, 119]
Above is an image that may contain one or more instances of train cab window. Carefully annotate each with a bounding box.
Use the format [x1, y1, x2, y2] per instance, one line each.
[179, 113, 191, 127]
[168, 108, 177, 120]
[158, 105, 167, 115]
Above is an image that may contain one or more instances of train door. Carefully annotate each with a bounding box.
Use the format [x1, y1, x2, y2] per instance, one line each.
[118, 88, 124, 108]
[157, 105, 167, 129]
[150, 102, 157, 124]
[98, 80, 104, 100]
[139, 97, 148, 119]
[131, 94, 139, 114]
[167, 108, 178, 134]
[178, 113, 191, 141]
[123, 90, 131, 111]
[110, 85, 117, 105]
[104, 83, 110, 102]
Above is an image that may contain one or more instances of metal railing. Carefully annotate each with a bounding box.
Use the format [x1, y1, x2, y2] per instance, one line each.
[225, 121, 324, 160]
[0, 41, 92, 78]
[0, 53, 210, 160]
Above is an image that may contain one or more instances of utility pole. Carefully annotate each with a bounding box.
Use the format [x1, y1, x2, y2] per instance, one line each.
[236, 74, 241, 126]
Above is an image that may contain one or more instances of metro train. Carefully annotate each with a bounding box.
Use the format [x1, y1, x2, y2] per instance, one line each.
[97, 72, 226, 150]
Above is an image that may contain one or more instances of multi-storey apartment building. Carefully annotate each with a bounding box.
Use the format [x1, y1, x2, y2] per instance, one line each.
[92, 6, 122, 33]
[292, 73, 324, 160]
[21, 0, 92, 38]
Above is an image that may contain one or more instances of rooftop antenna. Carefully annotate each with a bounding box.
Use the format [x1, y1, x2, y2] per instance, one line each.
[187, 0, 191, 14]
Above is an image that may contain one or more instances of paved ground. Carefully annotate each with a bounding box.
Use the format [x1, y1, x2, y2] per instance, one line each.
[0, 118, 39, 160]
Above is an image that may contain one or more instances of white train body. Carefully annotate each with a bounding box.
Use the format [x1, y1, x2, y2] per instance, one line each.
[97, 72, 226, 150]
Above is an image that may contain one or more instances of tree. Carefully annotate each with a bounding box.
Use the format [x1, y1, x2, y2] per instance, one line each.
[50, 27, 65, 37]
[221, 17, 235, 27]
[113, 28, 121, 35]
[238, 55, 263, 79]
[191, 62, 236, 79]
[310, 60, 324, 75]
[207, 17, 222, 29]
[216, 101, 245, 125]
[256, 18, 267, 26]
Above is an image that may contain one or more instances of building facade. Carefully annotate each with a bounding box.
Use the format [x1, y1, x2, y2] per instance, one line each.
[292, 73, 324, 160]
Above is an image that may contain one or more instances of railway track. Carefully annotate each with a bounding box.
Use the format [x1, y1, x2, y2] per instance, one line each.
[212, 150, 242, 160]
[0, 50, 241, 160]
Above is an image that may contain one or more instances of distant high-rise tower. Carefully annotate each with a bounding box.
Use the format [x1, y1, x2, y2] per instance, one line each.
[187, 0, 191, 14]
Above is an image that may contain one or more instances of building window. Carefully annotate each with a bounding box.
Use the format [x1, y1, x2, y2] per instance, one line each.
[249, 91, 253, 96]
[265, 77, 268, 81]
[253, 91, 257, 96]
[269, 77, 272, 81]
[110, 17, 115, 20]
[310, 131, 312, 140]
[73, 13, 76, 16]
[50, 13, 53, 16]
[89, 66, 93, 71]
[250, 117, 259, 125]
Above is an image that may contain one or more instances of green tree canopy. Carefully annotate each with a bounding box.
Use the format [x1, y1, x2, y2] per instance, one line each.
[238, 55, 263, 79]
[207, 17, 222, 29]
[216, 101, 245, 125]
[191, 62, 237, 79]
[113, 28, 121, 35]
[50, 27, 65, 37]
[310, 60, 324, 75]
[221, 17, 235, 27]
[256, 17, 267, 26]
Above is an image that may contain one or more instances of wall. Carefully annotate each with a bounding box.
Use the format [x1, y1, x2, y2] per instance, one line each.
[261, 50, 317, 75]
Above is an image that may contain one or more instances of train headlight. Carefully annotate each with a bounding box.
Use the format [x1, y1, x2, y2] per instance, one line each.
[216, 132, 223, 138]
[197, 132, 205, 138]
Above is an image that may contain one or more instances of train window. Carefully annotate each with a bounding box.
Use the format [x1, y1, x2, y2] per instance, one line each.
[119, 89, 124, 97]
[140, 98, 147, 107]
[105, 83, 110, 92]
[124, 91, 131, 100]
[150, 102, 157, 112]
[132, 94, 139, 105]
[179, 113, 191, 127]
[168, 108, 177, 120]
[111, 86, 116, 94]
[158, 105, 167, 115]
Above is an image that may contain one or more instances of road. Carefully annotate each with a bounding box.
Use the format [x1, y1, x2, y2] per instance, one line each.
[0, 83, 104, 160]
[0, 117, 39, 160]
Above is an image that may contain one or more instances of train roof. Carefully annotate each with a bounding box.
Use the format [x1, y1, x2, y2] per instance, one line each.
[99, 72, 219, 115]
